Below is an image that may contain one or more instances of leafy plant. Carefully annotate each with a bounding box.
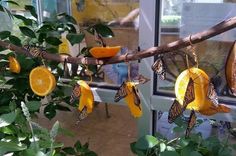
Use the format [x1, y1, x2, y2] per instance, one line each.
[0, 0, 114, 155]
[131, 121, 236, 156]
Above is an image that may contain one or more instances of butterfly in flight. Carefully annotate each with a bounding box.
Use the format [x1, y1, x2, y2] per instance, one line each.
[152, 57, 166, 80]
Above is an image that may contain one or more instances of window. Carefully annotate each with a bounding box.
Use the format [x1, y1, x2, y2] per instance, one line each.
[154, 1, 236, 105]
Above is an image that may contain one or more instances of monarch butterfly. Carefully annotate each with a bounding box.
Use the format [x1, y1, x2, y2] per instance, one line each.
[132, 85, 141, 110]
[168, 99, 183, 123]
[168, 78, 195, 123]
[185, 110, 196, 137]
[152, 57, 166, 80]
[183, 78, 195, 108]
[114, 82, 127, 102]
[207, 82, 219, 105]
[70, 84, 81, 104]
[24, 45, 44, 57]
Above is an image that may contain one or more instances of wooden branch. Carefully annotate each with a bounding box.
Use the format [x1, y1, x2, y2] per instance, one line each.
[0, 16, 236, 65]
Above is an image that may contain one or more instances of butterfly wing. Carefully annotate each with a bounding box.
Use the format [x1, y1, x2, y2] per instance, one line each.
[114, 82, 128, 102]
[152, 57, 166, 80]
[207, 83, 219, 105]
[132, 86, 141, 110]
[183, 78, 195, 109]
[185, 110, 197, 137]
[70, 84, 81, 104]
[77, 107, 88, 123]
[136, 74, 150, 84]
[168, 100, 183, 123]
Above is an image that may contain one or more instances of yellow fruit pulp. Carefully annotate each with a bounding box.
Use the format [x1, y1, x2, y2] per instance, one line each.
[29, 66, 56, 96]
[124, 82, 142, 118]
[175, 67, 212, 112]
[89, 46, 121, 58]
[77, 80, 94, 113]
[9, 56, 21, 73]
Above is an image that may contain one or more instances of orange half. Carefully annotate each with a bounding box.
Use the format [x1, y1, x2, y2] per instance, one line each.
[9, 56, 21, 73]
[29, 66, 56, 96]
[89, 46, 121, 58]
[175, 67, 211, 111]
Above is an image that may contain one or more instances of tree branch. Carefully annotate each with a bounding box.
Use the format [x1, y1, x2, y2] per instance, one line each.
[0, 16, 236, 65]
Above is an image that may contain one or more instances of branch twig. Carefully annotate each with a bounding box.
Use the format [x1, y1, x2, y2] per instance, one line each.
[0, 16, 236, 65]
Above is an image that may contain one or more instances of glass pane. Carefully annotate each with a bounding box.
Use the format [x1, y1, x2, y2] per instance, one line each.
[155, 1, 236, 102]
[71, 0, 140, 85]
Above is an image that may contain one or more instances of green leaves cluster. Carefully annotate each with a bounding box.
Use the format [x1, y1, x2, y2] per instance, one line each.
[131, 131, 236, 156]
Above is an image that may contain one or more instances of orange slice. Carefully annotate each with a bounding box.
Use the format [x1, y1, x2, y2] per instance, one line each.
[175, 67, 211, 111]
[9, 56, 21, 73]
[29, 66, 56, 96]
[89, 46, 121, 58]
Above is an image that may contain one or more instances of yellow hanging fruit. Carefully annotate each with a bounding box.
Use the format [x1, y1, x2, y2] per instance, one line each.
[89, 46, 121, 58]
[77, 80, 94, 113]
[29, 66, 56, 96]
[9, 56, 21, 73]
[175, 67, 230, 115]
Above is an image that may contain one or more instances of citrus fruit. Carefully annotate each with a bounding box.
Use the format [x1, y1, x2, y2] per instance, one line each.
[29, 66, 56, 96]
[175, 67, 212, 111]
[9, 56, 21, 73]
[89, 46, 121, 58]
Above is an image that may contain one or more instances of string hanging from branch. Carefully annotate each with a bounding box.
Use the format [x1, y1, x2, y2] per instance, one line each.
[0, 16, 236, 65]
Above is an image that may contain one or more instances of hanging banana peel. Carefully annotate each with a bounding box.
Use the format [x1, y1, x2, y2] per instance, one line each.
[114, 81, 142, 118]
[175, 67, 230, 116]
[70, 80, 94, 115]
[225, 41, 236, 96]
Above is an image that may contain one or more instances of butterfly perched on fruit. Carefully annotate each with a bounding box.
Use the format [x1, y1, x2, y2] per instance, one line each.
[168, 77, 195, 123]
[207, 82, 219, 105]
[114, 81, 142, 117]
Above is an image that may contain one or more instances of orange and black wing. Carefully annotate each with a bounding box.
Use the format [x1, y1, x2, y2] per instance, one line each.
[168, 100, 183, 123]
[70, 84, 81, 104]
[152, 57, 166, 80]
[114, 82, 127, 102]
[185, 110, 196, 137]
[183, 78, 195, 109]
[207, 82, 219, 105]
[132, 86, 141, 110]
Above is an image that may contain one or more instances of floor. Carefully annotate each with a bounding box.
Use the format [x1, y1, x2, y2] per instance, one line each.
[36, 103, 137, 156]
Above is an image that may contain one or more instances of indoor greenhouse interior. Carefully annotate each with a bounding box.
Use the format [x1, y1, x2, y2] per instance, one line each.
[0, 0, 236, 155]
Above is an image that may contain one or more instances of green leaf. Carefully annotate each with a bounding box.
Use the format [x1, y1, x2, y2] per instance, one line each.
[0, 141, 27, 153]
[37, 24, 54, 33]
[66, 24, 77, 33]
[19, 26, 36, 38]
[0, 31, 11, 39]
[26, 101, 41, 112]
[135, 135, 159, 150]
[50, 121, 60, 139]
[160, 142, 166, 152]
[160, 151, 180, 156]
[65, 15, 77, 24]
[74, 140, 82, 151]
[178, 137, 190, 147]
[0, 112, 16, 128]
[85, 151, 97, 156]
[14, 14, 32, 26]
[62, 147, 76, 155]
[44, 104, 56, 120]
[46, 47, 58, 54]
[0, 5, 4, 12]
[4, 1, 19, 6]
[87, 23, 114, 38]
[25, 5, 37, 18]
[45, 36, 62, 46]
[38, 33, 47, 43]
[190, 151, 203, 156]
[9, 35, 22, 46]
[58, 126, 75, 137]
[66, 33, 85, 45]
